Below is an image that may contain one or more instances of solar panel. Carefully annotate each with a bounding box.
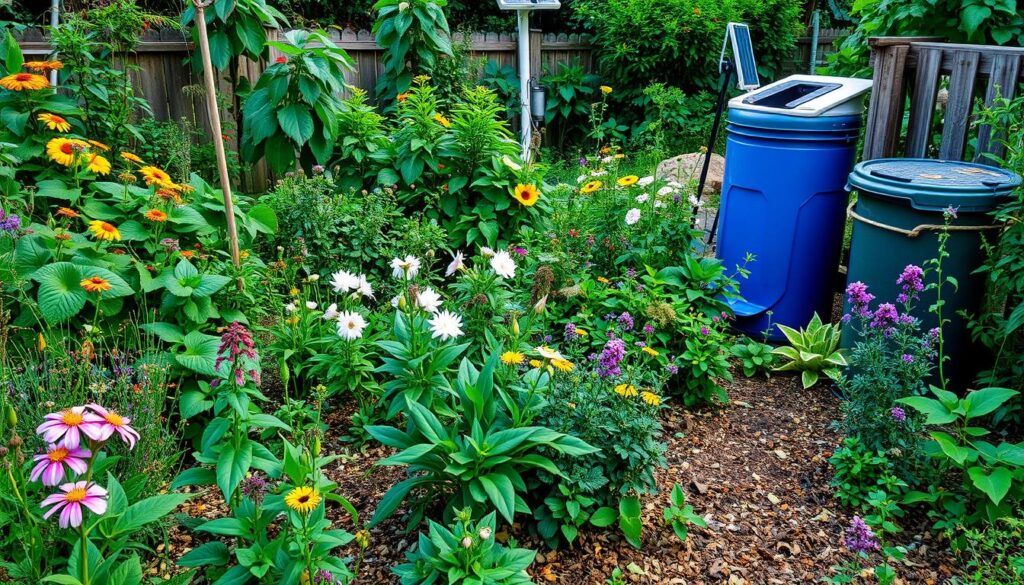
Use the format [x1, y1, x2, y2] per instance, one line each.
[720, 23, 760, 90]
[496, 0, 561, 9]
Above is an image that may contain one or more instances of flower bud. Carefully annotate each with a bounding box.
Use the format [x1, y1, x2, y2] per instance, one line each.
[478, 526, 492, 540]
[398, 295, 408, 311]
[461, 536, 473, 549]
[8, 435, 22, 448]
[6, 405, 16, 427]
[37, 333, 46, 351]
[533, 295, 548, 315]
[313, 435, 321, 458]
[399, 1, 409, 10]
[512, 318, 520, 336]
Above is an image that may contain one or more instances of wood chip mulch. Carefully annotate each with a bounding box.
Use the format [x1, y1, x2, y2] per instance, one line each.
[167, 373, 964, 584]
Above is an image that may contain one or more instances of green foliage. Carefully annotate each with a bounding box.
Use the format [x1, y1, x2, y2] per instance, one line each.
[772, 313, 847, 389]
[662, 484, 706, 542]
[897, 385, 1024, 524]
[730, 337, 776, 378]
[181, 0, 285, 72]
[366, 352, 598, 529]
[541, 61, 600, 153]
[635, 84, 714, 158]
[241, 29, 355, 173]
[830, 437, 908, 509]
[394, 510, 535, 585]
[332, 89, 389, 192]
[954, 517, 1024, 584]
[372, 0, 453, 103]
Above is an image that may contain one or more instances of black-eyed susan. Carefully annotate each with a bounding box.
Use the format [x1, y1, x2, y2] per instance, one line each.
[433, 113, 451, 128]
[87, 220, 121, 242]
[284, 486, 321, 514]
[86, 154, 111, 175]
[641, 346, 660, 357]
[120, 151, 143, 164]
[617, 175, 639, 187]
[501, 351, 525, 365]
[580, 180, 602, 194]
[614, 383, 638, 398]
[144, 209, 168, 223]
[46, 137, 89, 167]
[0, 72, 49, 91]
[139, 166, 175, 189]
[512, 184, 539, 207]
[551, 358, 574, 373]
[38, 113, 71, 132]
[79, 276, 112, 293]
[640, 391, 661, 406]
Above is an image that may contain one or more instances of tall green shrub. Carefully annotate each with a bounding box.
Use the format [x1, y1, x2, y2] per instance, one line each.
[372, 0, 453, 104]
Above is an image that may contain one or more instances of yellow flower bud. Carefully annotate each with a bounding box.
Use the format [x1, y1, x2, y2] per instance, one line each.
[512, 318, 520, 336]
[37, 333, 46, 351]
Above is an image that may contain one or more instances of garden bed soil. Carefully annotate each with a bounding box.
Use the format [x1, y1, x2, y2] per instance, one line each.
[168, 373, 962, 584]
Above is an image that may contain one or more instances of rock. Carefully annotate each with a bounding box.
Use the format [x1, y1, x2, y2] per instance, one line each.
[656, 152, 726, 195]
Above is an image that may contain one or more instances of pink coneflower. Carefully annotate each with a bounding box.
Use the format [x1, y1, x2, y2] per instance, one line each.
[30, 444, 91, 486]
[36, 407, 89, 448]
[40, 481, 108, 528]
[82, 404, 140, 449]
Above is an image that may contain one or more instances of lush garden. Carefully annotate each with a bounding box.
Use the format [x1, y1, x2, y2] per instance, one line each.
[0, 0, 1023, 584]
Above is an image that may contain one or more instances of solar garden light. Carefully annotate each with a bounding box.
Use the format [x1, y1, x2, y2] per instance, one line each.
[496, 0, 561, 160]
[530, 80, 547, 124]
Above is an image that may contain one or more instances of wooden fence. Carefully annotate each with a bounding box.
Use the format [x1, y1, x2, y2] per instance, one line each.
[15, 26, 847, 191]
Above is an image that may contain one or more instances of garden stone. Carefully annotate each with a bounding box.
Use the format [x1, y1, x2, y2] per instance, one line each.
[656, 152, 726, 195]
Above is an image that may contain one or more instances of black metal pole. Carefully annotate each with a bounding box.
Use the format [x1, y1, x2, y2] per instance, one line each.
[693, 60, 734, 246]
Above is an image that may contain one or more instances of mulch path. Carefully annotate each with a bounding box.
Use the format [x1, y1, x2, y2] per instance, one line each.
[168, 372, 963, 584]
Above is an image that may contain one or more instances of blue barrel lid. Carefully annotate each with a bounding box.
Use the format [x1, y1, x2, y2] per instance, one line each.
[847, 158, 1021, 212]
[727, 107, 861, 133]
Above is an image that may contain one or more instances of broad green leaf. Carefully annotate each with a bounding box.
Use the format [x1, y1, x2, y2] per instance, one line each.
[968, 466, 1012, 505]
[32, 262, 87, 323]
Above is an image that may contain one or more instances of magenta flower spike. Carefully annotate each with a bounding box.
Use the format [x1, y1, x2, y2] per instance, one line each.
[40, 481, 108, 529]
[83, 404, 140, 449]
[30, 444, 91, 486]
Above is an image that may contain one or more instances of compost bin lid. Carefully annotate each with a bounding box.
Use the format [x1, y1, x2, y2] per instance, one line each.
[847, 158, 1021, 212]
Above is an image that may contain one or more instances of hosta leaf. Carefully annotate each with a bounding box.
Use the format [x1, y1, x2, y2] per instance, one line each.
[32, 262, 86, 323]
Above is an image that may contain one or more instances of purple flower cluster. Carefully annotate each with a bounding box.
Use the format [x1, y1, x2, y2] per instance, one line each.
[665, 363, 679, 376]
[700, 326, 710, 336]
[598, 338, 626, 377]
[896, 264, 924, 303]
[512, 246, 528, 257]
[313, 569, 336, 585]
[643, 323, 655, 335]
[846, 281, 875, 317]
[618, 312, 634, 331]
[627, 267, 637, 279]
[214, 321, 261, 387]
[564, 322, 579, 342]
[160, 238, 180, 252]
[870, 303, 899, 330]
[240, 472, 268, 503]
[844, 516, 880, 554]
[0, 207, 21, 233]
[890, 406, 906, 422]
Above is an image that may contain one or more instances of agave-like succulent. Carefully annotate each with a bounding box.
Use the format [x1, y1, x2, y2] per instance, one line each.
[771, 313, 847, 388]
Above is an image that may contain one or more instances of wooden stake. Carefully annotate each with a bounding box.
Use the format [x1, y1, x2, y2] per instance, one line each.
[192, 0, 242, 272]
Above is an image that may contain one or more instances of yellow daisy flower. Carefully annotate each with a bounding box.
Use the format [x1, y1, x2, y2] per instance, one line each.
[512, 184, 540, 207]
[501, 351, 526, 365]
[144, 209, 168, 223]
[433, 113, 451, 128]
[86, 154, 111, 175]
[580, 180, 602, 194]
[642, 346, 659, 357]
[139, 166, 175, 189]
[551, 358, 574, 372]
[120, 151, 143, 164]
[88, 220, 121, 242]
[614, 384, 638, 398]
[0, 72, 49, 91]
[46, 137, 89, 167]
[617, 175, 639, 187]
[79, 276, 111, 293]
[284, 486, 321, 514]
[87, 140, 110, 151]
[600, 85, 613, 95]
[528, 359, 543, 369]
[38, 113, 71, 132]
[640, 391, 661, 406]
[597, 276, 610, 284]
[23, 60, 62, 73]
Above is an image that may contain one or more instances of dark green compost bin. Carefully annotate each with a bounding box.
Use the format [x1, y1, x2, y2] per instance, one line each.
[842, 158, 1022, 390]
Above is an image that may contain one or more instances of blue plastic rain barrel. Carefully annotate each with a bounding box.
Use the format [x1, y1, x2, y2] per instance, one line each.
[715, 108, 862, 340]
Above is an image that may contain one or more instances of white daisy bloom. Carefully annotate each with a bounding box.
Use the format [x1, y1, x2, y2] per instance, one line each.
[445, 251, 465, 277]
[416, 287, 443, 313]
[688, 195, 702, 207]
[654, 200, 665, 208]
[330, 270, 359, 293]
[428, 310, 464, 341]
[590, 170, 607, 177]
[490, 250, 516, 279]
[657, 186, 674, 197]
[625, 208, 641, 225]
[390, 255, 421, 279]
[356, 274, 374, 299]
[284, 302, 298, 313]
[636, 193, 649, 203]
[600, 156, 614, 164]
[480, 246, 495, 258]
[576, 175, 587, 184]
[668, 180, 683, 189]
[336, 311, 367, 340]
[638, 176, 655, 187]
[323, 303, 339, 320]
[305, 301, 317, 310]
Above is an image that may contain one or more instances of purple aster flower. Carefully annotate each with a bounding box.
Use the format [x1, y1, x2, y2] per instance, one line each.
[512, 246, 528, 257]
[643, 323, 655, 335]
[564, 322, 579, 342]
[598, 338, 626, 377]
[891, 407, 906, 422]
[870, 303, 899, 330]
[240, 472, 268, 503]
[634, 341, 646, 348]
[618, 312, 634, 331]
[901, 354, 914, 363]
[313, 569, 335, 584]
[700, 326, 709, 336]
[844, 516, 880, 554]
[543, 334, 553, 343]
[665, 363, 679, 375]
[578, 157, 587, 167]
[160, 238, 180, 252]
[846, 281, 875, 317]
[0, 207, 22, 232]
[627, 267, 637, 279]
[896, 265, 924, 302]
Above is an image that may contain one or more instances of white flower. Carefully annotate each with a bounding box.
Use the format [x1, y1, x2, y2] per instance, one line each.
[576, 175, 587, 184]
[336, 311, 367, 340]
[668, 180, 683, 189]
[416, 287, 443, 313]
[600, 156, 614, 164]
[654, 200, 665, 208]
[307, 274, 320, 282]
[445, 251, 465, 277]
[305, 301, 317, 310]
[331, 270, 359, 293]
[625, 208, 641, 225]
[390, 295, 401, 309]
[638, 176, 654, 187]
[688, 194, 701, 207]
[536, 345, 563, 360]
[490, 250, 516, 279]
[398, 1, 410, 11]
[590, 170, 607, 177]
[428, 310, 464, 341]
[636, 193, 649, 203]
[323, 303, 339, 320]
[478, 526, 492, 540]
[284, 302, 297, 313]
[657, 186, 674, 197]
[355, 274, 374, 299]
[480, 246, 495, 258]
[390, 255, 421, 279]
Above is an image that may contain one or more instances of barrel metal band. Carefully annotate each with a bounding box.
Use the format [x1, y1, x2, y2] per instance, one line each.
[846, 201, 1002, 239]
